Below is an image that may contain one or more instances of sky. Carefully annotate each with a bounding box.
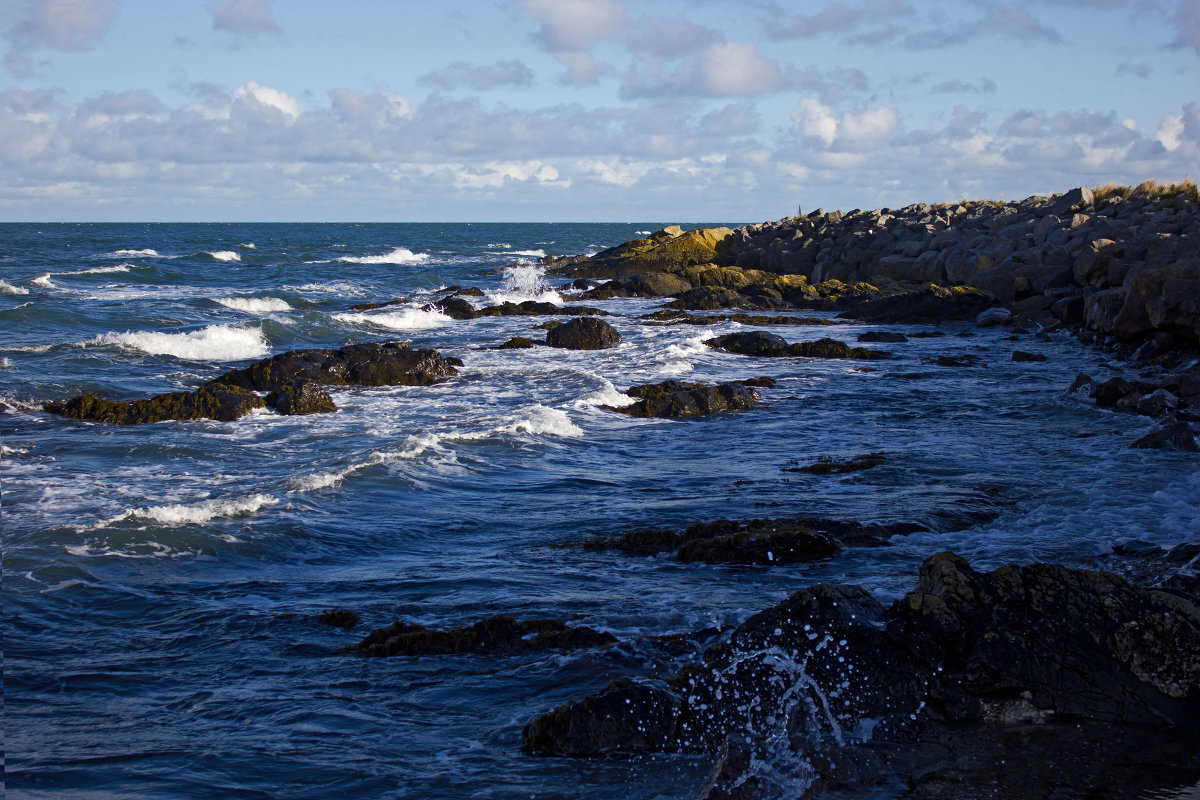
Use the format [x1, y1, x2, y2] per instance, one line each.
[1, 0, 1198, 222]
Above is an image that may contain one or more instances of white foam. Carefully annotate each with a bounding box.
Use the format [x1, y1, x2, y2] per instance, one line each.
[0, 356, 12, 369]
[0, 279, 30, 295]
[573, 380, 637, 409]
[92, 323, 269, 361]
[486, 265, 563, 305]
[511, 249, 547, 258]
[31, 274, 55, 288]
[636, 230, 652, 235]
[500, 405, 583, 438]
[100, 493, 279, 528]
[285, 281, 365, 295]
[1, 443, 28, 456]
[215, 297, 293, 313]
[238, 243, 256, 249]
[207, 251, 241, 262]
[55, 264, 133, 276]
[487, 243, 512, 250]
[333, 307, 451, 331]
[337, 247, 430, 265]
[108, 248, 159, 257]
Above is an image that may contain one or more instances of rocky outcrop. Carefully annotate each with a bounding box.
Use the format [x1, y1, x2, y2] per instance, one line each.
[524, 553, 1200, 796]
[705, 332, 888, 360]
[45, 341, 461, 424]
[356, 615, 616, 657]
[606, 378, 771, 419]
[551, 225, 735, 279]
[545, 317, 622, 350]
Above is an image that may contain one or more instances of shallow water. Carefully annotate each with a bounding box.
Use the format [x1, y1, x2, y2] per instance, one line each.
[3, 222, 1197, 799]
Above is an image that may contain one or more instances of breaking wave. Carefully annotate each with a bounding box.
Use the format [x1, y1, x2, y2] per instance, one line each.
[215, 297, 293, 314]
[207, 251, 241, 262]
[0, 279, 30, 295]
[332, 307, 451, 330]
[91, 323, 269, 361]
[337, 247, 430, 265]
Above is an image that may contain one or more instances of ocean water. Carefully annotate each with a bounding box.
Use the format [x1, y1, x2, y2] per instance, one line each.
[2, 222, 1197, 799]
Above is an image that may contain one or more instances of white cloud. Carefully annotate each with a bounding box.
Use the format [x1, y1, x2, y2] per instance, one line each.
[520, 0, 626, 84]
[695, 41, 783, 96]
[231, 81, 299, 118]
[420, 60, 535, 90]
[792, 99, 897, 151]
[208, 0, 281, 40]
[4, 0, 118, 76]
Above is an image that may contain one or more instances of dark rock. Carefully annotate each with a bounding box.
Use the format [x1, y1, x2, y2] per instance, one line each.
[608, 379, 765, 418]
[266, 379, 337, 415]
[216, 341, 460, 392]
[857, 330, 908, 343]
[428, 296, 478, 319]
[923, 354, 981, 367]
[356, 614, 616, 657]
[45, 382, 266, 425]
[498, 337, 538, 349]
[705, 332, 888, 360]
[316, 609, 360, 629]
[782, 451, 885, 474]
[1130, 417, 1199, 451]
[664, 286, 750, 311]
[640, 311, 843, 327]
[837, 285, 995, 324]
[1011, 350, 1047, 362]
[1137, 388, 1181, 417]
[545, 317, 622, 350]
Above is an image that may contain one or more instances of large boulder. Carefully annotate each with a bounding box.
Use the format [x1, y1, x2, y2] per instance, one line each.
[45, 382, 266, 425]
[705, 332, 888, 359]
[265, 379, 338, 415]
[836, 284, 994, 324]
[551, 226, 735, 279]
[606, 378, 768, 419]
[545, 317, 622, 350]
[357, 615, 616, 657]
[215, 341, 460, 391]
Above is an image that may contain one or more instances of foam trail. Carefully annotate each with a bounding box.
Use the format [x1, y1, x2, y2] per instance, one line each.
[92, 323, 269, 361]
[572, 380, 637, 409]
[337, 247, 429, 265]
[332, 307, 450, 330]
[238, 243, 256, 249]
[108, 248, 159, 257]
[96, 494, 279, 528]
[53, 264, 134, 276]
[207, 251, 241, 262]
[215, 297, 292, 313]
[0, 280, 29, 295]
[500, 405, 583, 437]
[511, 249, 547, 258]
[31, 274, 55, 288]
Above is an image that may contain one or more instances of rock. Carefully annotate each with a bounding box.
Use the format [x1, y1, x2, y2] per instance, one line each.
[1011, 350, 1047, 363]
[1130, 417, 1199, 451]
[498, 336, 538, 349]
[705, 333, 888, 360]
[976, 306, 1012, 326]
[664, 286, 753, 311]
[45, 383, 267, 425]
[1050, 186, 1095, 217]
[428, 296, 478, 319]
[216, 341, 460, 392]
[922, 354, 981, 367]
[551, 226, 735, 279]
[857, 330, 908, 343]
[316, 609, 360, 629]
[357, 614, 616, 657]
[265, 379, 338, 415]
[781, 451, 885, 474]
[607, 379, 766, 418]
[545, 317, 622, 350]
[1137, 388, 1180, 417]
[837, 284, 994, 324]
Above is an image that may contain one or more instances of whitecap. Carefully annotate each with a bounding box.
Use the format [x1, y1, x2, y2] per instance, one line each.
[500, 405, 583, 438]
[1, 443, 28, 456]
[207, 251, 241, 262]
[332, 307, 451, 331]
[0, 279, 31, 295]
[510, 249, 546, 258]
[485, 264, 563, 305]
[0, 356, 13, 369]
[487, 243, 512, 250]
[98, 493, 279, 528]
[31, 274, 55, 288]
[572, 380, 637, 409]
[215, 297, 293, 314]
[91, 323, 269, 361]
[238, 243, 256, 249]
[636, 230, 652, 235]
[337, 247, 430, 265]
[57, 263, 133, 276]
[108, 248, 159, 257]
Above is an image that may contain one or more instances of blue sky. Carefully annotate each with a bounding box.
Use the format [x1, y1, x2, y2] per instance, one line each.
[2, 0, 1198, 221]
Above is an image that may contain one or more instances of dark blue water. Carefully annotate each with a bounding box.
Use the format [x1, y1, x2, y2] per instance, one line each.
[3, 223, 1197, 799]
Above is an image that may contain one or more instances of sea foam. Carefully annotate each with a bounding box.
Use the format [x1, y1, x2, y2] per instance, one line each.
[485, 265, 562, 305]
[215, 297, 293, 314]
[337, 247, 430, 265]
[332, 307, 450, 330]
[99, 493, 279, 528]
[92, 323, 269, 361]
[108, 248, 160, 257]
[0, 279, 30, 295]
[207, 251, 241, 262]
[31, 274, 55, 288]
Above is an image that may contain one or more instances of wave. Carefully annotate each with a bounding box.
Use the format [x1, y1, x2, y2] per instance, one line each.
[91, 323, 269, 361]
[636, 230, 652, 235]
[572, 380, 637, 409]
[332, 307, 451, 331]
[499, 405, 583, 437]
[31, 274, 55, 289]
[97, 493, 279, 528]
[485, 265, 562, 305]
[238, 243, 256, 249]
[108, 248, 159, 257]
[215, 297, 293, 314]
[207, 251, 241, 262]
[486, 243, 511, 249]
[0, 279, 30, 295]
[511, 249, 547, 258]
[56, 264, 134, 276]
[337, 247, 429, 265]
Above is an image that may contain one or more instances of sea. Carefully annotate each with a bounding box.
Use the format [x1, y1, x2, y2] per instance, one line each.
[2, 222, 1198, 799]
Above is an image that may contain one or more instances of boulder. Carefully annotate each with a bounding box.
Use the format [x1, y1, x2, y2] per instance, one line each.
[705, 332, 888, 360]
[498, 336, 538, 349]
[857, 331, 908, 343]
[357, 615, 616, 657]
[545, 317, 622, 350]
[551, 226, 735, 279]
[837, 284, 994, 324]
[266, 379, 337, 415]
[664, 286, 755, 311]
[1011, 350, 1047, 363]
[607, 379, 767, 419]
[44, 382, 266, 425]
[1050, 186, 1094, 217]
[976, 306, 1012, 327]
[1130, 418, 1199, 451]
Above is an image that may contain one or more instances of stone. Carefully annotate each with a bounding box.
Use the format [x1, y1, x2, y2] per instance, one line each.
[705, 333, 888, 360]
[1137, 389, 1180, 418]
[837, 284, 994, 324]
[1130, 418, 1199, 451]
[1011, 351, 1047, 363]
[545, 317, 622, 350]
[607, 379, 766, 418]
[976, 306, 1012, 326]
[1050, 186, 1094, 217]
[45, 382, 266, 425]
[266, 379, 338, 415]
[316, 609, 360, 629]
[357, 615, 616, 658]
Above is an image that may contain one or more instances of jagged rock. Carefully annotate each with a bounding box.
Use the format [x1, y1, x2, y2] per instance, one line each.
[316, 609, 360, 629]
[266, 379, 337, 415]
[976, 306, 1012, 326]
[665, 286, 754, 311]
[924, 354, 981, 367]
[356, 614, 616, 657]
[44, 382, 266, 425]
[545, 317, 622, 350]
[1137, 388, 1180, 417]
[1050, 186, 1095, 217]
[705, 332, 888, 360]
[607, 379, 768, 418]
[1130, 417, 1199, 451]
[550, 226, 735, 279]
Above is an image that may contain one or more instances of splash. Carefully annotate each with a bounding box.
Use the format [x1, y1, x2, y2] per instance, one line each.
[91, 323, 269, 361]
[486, 265, 563, 305]
[108, 248, 160, 257]
[0, 279, 29, 295]
[337, 247, 430, 265]
[31, 274, 56, 289]
[215, 297, 293, 313]
[332, 306, 451, 330]
[93, 493, 280, 529]
[207, 251, 241, 262]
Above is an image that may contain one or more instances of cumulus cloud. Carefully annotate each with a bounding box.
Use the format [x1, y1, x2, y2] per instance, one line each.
[930, 77, 997, 95]
[4, 0, 118, 76]
[621, 39, 785, 98]
[1174, 0, 1200, 55]
[520, 0, 627, 84]
[208, 0, 281, 40]
[420, 60, 535, 90]
[791, 99, 899, 152]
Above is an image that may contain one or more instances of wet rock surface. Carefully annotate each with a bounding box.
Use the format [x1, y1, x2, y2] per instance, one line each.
[545, 317, 623, 350]
[45, 341, 460, 424]
[607, 378, 770, 418]
[524, 552, 1200, 797]
[705, 332, 889, 360]
[356, 614, 616, 657]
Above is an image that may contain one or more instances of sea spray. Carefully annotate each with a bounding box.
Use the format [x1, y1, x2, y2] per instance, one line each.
[91, 323, 270, 360]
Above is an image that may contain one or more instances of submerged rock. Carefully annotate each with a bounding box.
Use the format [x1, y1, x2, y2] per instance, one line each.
[782, 451, 886, 474]
[498, 336, 538, 349]
[356, 614, 616, 657]
[545, 317, 622, 350]
[705, 332, 888, 360]
[607, 379, 769, 419]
